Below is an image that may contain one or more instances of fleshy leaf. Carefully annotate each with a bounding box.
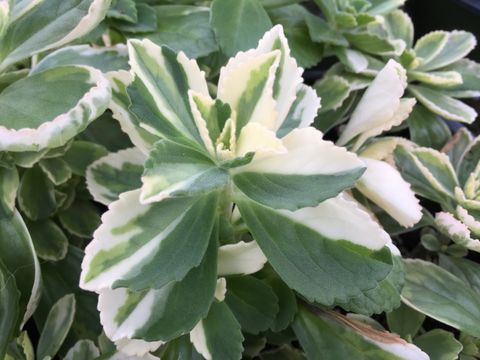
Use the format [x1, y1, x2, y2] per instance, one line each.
[140, 140, 228, 204]
[233, 127, 365, 210]
[0, 0, 111, 70]
[86, 147, 145, 206]
[413, 329, 463, 360]
[217, 241, 267, 276]
[408, 85, 477, 124]
[36, 294, 76, 360]
[31, 44, 129, 75]
[338, 59, 413, 150]
[407, 104, 451, 150]
[0, 260, 19, 360]
[224, 275, 279, 334]
[415, 30, 477, 71]
[237, 194, 393, 305]
[190, 301, 244, 360]
[402, 259, 480, 338]
[127, 39, 209, 146]
[64, 339, 100, 360]
[25, 219, 68, 261]
[81, 190, 218, 292]
[97, 237, 217, 342]
[293, 308, 429, 360]
[357, 157, 422, 228]
[0, 66, 111, 152]
[0, 165, 18, 218]
[210, 0, 272, 57]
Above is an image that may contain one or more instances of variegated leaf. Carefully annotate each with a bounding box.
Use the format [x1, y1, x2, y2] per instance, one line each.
[233, 127, 365, 210]
[64, 340, 100, 360]
[0, 165, 18, 218]
[0, 0, 111, 70]
[127, 39, 209, 147]
[409, 85, 477, 124]
[86, 148, 146, 206]
[217, 241, 267, 276]
[140, 140, 228, 204]
[0, 66, 111, 152]
[97, 237, 217, 342]
[81, 189, 218, 292]
[236, 193, 394, 305]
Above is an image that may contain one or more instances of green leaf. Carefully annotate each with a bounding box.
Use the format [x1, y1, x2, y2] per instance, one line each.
[64, 339, 100, 360]
[190, 301, 244, 360]
[210, 0, 272, 57]
[63, 141, 109, 176]
[0, 260, 20, 360]
[414, 329, 463, 360]
[237, 195, 393, 305]
[333, 48, 369, 73]
[337, 253, 404, 316]
[293, 307, 428, 360]
[305, 14, 348, 46]
[36, 294, 76, 360]
[0, 165, 18, 218]
[416, 31, 476, 71]
[18, 165, 57, 220]
[160, 335, 203, 360]
[146, 6, 218, 59]
[444, 128, 473, 168]
[265, 276, 297, 332]
[386, 303, 425, 339]
[407, 104, 451, 150]
[111, 3, 157, 33]
[225, 275, 279, 334]
[127, 38, 209, 146]
[367, 0, 405, 15]
[394, 144, 458, 204]
[58, 201, 101, 239]
[97, 236, 218, 342]
[37, 246, 101, 342]
[409, 70, 463, 88]
[0, 210, 40, 328]
[31, 45, 129, 75]
[86, 147, 145, 205]
[81, 189, 218, 292]
[0, 66, 111, 152]
[268, 5, 323, 68]
[344, 31, 404, 56]
[141, 139, 228, 204]
[233, 127, 365, 210]
[39, 157, 72, 185]
[0, 0, 111, 70]
[413, 31, 449, 67]
[25, 219, 68, 261]
[408, 85, 477, 124]
[402, 259, 480, 337]
[314, 75, 351, 113]
[107, 0, 137, 22]
[438, 254, 480, 295]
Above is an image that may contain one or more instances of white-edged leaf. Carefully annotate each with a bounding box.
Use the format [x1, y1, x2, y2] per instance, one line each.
[0, 0, 111, 70]
[435, 211, 480, 252]
[0, 66, 111, 152]
[80, 189, 218, 292]
[314, 75, 350, 114]
[39, 157, 72, 185]
[234, 126, 365, 210]
[31, 44, 128, 75]
[409, 84, 477, 124]
[25, 219, 68, 261]
[413, 31, 449, 68]
[408, 70, 463, 87]
[97, 237, 218, 342]
[0, 165, 18, 218]
[357, 157, 422, 228]
[416, 30, 477, 71]
[237, 193, 393, 305]
[384, 9, 414, 48]
[86, 147, 146, 206]
[126, 38, 209, 146]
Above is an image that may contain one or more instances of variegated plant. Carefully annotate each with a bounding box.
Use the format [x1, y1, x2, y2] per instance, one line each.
[78, 26, 431, 358]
